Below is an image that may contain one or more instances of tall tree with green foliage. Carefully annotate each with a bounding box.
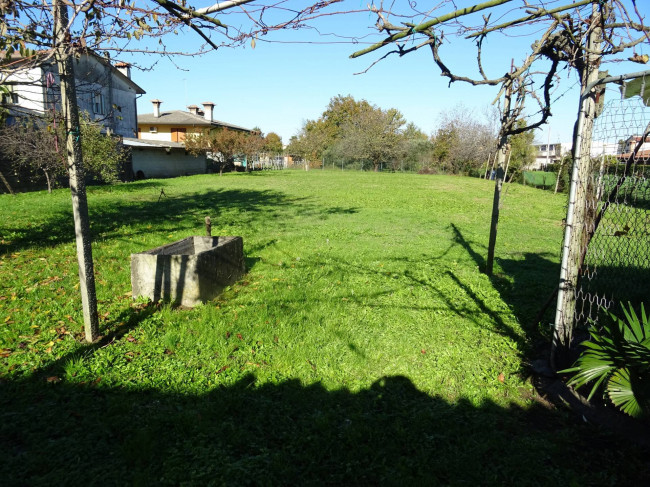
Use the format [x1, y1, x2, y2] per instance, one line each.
[333, 104, 406, 172]
[263, 132, 283, 155]
[399, 123, 432, 172]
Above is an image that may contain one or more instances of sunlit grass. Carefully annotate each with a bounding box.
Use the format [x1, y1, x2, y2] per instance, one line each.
[1, 171, 646, 484]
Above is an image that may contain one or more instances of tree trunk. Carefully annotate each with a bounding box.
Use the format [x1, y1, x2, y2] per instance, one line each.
[54, 0, 100, 342]
[0, 171, 14, 195]
[552, 2, 602, 369]
[486, 76, 513, 276]
[43, 168, 52, 194]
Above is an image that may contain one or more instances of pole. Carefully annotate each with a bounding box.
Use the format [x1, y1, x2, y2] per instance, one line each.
[552, 1, 602, 369]
[503, 145, 512, 182]
[483, 153, 492, 179]
[546, 127, 551, 168]
[54, 0, 99, 342]
[554, 160, 563, 194]
[486, 63, 514, 276]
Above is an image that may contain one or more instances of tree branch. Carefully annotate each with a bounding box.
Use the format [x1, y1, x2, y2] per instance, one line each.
[465, 0, 592, 39]
[350, 0, 514, 59]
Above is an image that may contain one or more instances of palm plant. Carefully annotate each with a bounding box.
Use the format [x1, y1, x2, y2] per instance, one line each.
[561, 303, 650, 418]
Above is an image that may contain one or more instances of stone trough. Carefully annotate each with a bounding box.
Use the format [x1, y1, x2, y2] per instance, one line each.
[131, 236, 245, 307]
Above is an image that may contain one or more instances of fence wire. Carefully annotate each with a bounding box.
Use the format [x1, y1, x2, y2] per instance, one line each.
[574, 94, 650, 327]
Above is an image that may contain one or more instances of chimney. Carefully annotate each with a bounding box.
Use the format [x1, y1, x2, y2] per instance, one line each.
[202, 102, 215, 122]
[187, 105, 199, 116]
[151, 99, 162, 118]
[115, 62, 131, 79]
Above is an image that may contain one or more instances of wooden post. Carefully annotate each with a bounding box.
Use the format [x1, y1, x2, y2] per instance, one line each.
[503, 145, 512, 182]
[552, 1, 602, 369]
[554, 160, 563, 194]
[205, 216, 212, 236]
[486, 74, 513, 276]
[486, 150, 506, 275]
[0, 171, 14, 195]
[54, 0, 99, 342]
[483, 153, 493, 179]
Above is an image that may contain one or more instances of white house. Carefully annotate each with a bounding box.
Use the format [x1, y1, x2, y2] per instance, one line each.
[1, 51, 145, 138]
[126, 99, 253, 178]
[123, 138, 208, 179]
[532, 140, 621, 170]
[137, 100, 250, 142]
[531, 142, 572, 170]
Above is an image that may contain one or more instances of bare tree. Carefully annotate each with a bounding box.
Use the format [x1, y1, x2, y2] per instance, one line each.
[0, 119, 63, 193]
[432, 104, 495, 175]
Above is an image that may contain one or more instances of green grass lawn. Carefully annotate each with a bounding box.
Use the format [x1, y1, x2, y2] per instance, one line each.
[0, 170, 647, 485]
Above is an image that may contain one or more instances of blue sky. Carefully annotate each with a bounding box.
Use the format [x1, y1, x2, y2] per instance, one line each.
[123, 1, 650, 145]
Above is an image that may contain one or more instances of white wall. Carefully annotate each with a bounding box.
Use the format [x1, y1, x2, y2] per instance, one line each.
[4, 67, 46, 113]
[132, 148, 206, 179]
[4, 55, 140, 138]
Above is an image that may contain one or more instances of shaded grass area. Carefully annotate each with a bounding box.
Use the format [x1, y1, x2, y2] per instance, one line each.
[1, 171, 647, 483]
[1, 375, 645, 485]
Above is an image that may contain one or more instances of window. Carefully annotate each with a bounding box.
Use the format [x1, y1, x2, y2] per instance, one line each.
[1, 91, 18, 105]
[92, 93, 105, 115]
[149, 126, 158, 133]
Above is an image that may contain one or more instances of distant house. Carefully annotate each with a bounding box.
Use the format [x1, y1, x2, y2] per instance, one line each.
[532, 140, 622, 170]
[532, 142, 572, 170]
[0, 51, 145, 138]
[138, 100, 250, 142]
[122, 138, 208, 179]
[618, 135, 650, 163]
[126, 99, 253, 178]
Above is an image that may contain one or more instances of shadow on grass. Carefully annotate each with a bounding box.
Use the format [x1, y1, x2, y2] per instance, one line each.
[1, 373, 647, 485]
[0, 186, 356, 255]
[448, 223, 560, 349]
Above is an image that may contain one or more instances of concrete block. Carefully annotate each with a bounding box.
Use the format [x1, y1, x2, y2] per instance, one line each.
[131, 236, 245, 307]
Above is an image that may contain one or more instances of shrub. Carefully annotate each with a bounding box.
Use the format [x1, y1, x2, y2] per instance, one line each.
[562, 303, 650, 418]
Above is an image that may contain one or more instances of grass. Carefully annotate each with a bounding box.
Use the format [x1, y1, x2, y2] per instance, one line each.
[0, 170, 647, 485]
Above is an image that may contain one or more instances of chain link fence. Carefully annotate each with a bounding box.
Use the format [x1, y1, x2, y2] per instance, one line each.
[572, 93, 650, 329]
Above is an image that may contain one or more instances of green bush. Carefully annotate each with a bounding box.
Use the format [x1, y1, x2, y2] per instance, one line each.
[562, 303, 650, 418]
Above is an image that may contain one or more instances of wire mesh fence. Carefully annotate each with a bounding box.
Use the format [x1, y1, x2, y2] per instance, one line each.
[572, 94, 650, 329]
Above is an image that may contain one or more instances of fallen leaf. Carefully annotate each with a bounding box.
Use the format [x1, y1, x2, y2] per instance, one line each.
[498, 373, 505, 383]
[216, 365, 229, 374]
[236, 333, 243, 340]
[0, 348, 11, 358]
[46, 376, 60, 383]
[421, 349, 426, 354]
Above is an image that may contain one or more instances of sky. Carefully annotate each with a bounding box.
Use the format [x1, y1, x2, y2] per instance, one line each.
[121, 0, 650, 146]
